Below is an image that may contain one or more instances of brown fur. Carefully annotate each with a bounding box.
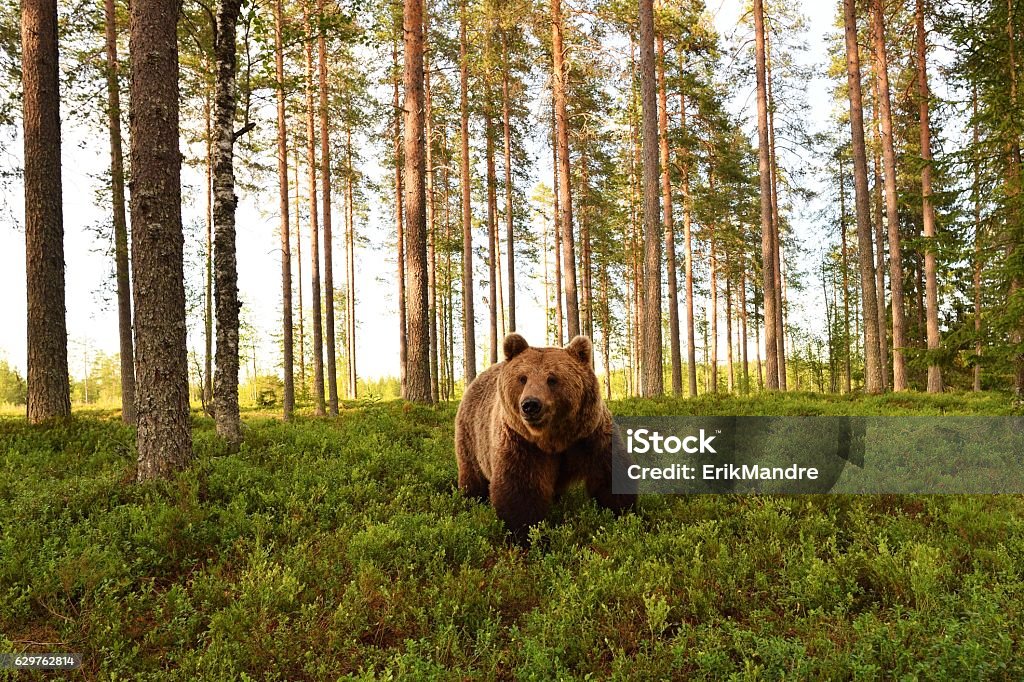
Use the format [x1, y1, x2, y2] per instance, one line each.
[455, 333, 637, 540]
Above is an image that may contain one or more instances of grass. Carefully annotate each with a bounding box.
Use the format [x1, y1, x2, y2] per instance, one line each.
[1, 392, 1022, 679]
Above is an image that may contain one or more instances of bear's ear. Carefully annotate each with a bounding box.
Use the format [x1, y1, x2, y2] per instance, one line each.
[503, 333, 529, 361]
[565, 335, 592, 365]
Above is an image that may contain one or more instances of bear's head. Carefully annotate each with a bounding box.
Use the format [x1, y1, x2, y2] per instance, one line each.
[499, 333, 603, 452]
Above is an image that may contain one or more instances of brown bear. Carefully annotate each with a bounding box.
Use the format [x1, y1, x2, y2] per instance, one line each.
[455, 333, 637, 540]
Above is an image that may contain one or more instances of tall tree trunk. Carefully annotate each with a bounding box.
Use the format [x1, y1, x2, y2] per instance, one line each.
[346, 128, 358, 398]
[203, 96, 214, 410]
[22, 0, 70, 423]
[102, 0, 135, 424]
[273, 0, 294, 420]
[638, 0, 663, 396]
[303, 0, 325, 415]
[579, 156, 592, 340]
[552, 101, 564, 346]
[501, 38, 516, 332]
[842, 0, 884, 393]
[212, 0, 243, 446]
[915, 0, 943, 393]
[840, 156, 852, 394]
[129, 0, 191, 477]
[765, 27, 786, 389]
[294, 146, 305, 396]
[318, 0, 338, 415]
[871, 0, 908, 391]
[740, 265, 749, 394]
[459, 0, 476, 385]
[753, 0, 779, 391]
[394, 37, 408, 393]
[658, 34, 681, 395]
[1007, 0, 1024, 395]
[678, 86, 698, 397]
[425, 2, 439, 401]
[551, 0, 580, 337]
[871, 97, 889, 389]
[709, 223, 718, 394]
[972, 84, 983, 393]
[403, 0, 432, 402]
[485, 112, 499, 364]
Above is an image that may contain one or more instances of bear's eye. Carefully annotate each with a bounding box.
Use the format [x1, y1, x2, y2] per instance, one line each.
[547, 375, 558, 387]
[518, 375, 527, 385]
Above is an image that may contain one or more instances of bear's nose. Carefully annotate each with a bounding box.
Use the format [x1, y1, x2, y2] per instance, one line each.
[521, 397, 542, 417]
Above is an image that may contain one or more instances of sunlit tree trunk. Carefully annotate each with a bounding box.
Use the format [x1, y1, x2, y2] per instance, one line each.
[677, 83, 698, 398]
[393, 36, 408, 394]
[638, 0, 663, 395]
[551, 0, 580, 337]
[915, 0, 943, 393]
[345, 128, 357, 399]
[765, 27, 786, 389]
[302, 0, 325, 414]
[203, 95, 214, 410]
[658, 34, 681, 395]
[843, 0, 884, 393]
[403, 0, 432, 402]
[840, 156, 852, 394]
[102, 0, 135, 424]
[871, 98, 889, 390]
[459, 0, 476, 384]
[318, 0, 338, 414]
[871, 0, 908, 391]
[501, 36, 516, 333]
[273, 0, 294, 420]
[971, 84, 983, 393]
[753, 0, 779, 391]
[294, 146, 305, 397]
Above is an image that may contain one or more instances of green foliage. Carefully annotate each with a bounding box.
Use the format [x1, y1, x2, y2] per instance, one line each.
[0, 360, 25, 405]
[1, 394, 1022, 678]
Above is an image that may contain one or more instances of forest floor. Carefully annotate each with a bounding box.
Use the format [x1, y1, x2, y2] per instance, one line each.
[1, 393, 1023, 679]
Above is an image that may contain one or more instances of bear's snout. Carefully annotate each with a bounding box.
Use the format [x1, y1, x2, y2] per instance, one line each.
[520, 397, 543, 421]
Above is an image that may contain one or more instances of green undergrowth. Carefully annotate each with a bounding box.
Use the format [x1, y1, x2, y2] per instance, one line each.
[1, 392, 1022, 679]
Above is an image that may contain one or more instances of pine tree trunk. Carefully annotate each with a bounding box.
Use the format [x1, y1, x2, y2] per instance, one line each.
[1007, 0, 1024, 395]
[425, 3, 439, 401]
[753, 0, 779, 391]
[871, 98, 889, 390]
[552, 102, 564, 346]
[658, 34, 681, 395]
[709, 224, 718, 394]
[459, 0, 476, 385]
[212, 0, 243, 447]
[915, 0, 943, 393]
[971, 84, 983, 393]
[501, 38, 516, 333]
[840, 157, 852, 394]
[638, 0, 663, 396]
[551, 0, 580, 337]
[403, 0, 432, 402]
[273, 0, 294, 420]
[485, 113, 499, 364]
[203, 96, 214, 411]
[102, 0, 136, 424]
[678, 86, 698, 397]
[394, 36, 408, 394]
[765, 28, 786, 390]
[22, 0, 71, 423]
[871, 0, 908, 391]
[740, 265, 750, 394]
[346, 128, 358, 399]
[842, 0, 884, 394]
[294, 147, 305, 396]
[303, 0, 325, 415]
[318, 0, 338, 414]
[129, 0, 192, 478]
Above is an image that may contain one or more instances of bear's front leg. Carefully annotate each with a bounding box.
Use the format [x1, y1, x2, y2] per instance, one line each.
[490, 434, 558, 544]
[584, 427, 637, 515]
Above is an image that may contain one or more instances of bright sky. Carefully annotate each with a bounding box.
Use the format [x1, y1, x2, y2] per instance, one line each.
[0, 0, 838, 383]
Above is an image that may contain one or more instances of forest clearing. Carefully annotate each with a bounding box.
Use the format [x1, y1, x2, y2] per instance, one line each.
[2, 394, 1023, 679]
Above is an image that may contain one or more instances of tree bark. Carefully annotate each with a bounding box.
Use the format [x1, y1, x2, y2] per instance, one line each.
[552, 101, 564, 346]
[129, 0, 192, 477]
[765, 27, 786, 389]
[318, 0, 339, 414]
[551, 0, 580, 338]
[871, 96, 889, 390]
[22, 0, 71, 423]
[638, 0, 663, 396]
[212, 0, 243, 447]
[273, 0, 294, 419]
[102, 0, 136, 424]
[971, 83, 983, 393]
[502, 37, 516, 332]
[302, 0, 325, 415]
[657, 34, 681, 396]
[294, 146, 305, 396]
[459, 0, 476, 385]
[485, 112, 499, 365]
[394, 35, 408, 394]
[870, 0, 908, 391]
[842, 0, 884, 394]
[915, 0, 943, 393]
[753, 0, 779, 391]
[840, 156, 852, 393]
[345, 128, 357, 398]
[403, 0, 432, 402]
[678, 86, 698, 397]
